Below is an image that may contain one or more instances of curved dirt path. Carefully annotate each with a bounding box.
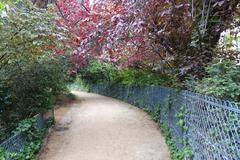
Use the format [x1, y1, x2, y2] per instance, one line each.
[39, 91, 170, 160]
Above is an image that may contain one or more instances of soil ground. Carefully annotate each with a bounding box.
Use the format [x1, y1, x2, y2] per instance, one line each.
[39, 91, 170, 160]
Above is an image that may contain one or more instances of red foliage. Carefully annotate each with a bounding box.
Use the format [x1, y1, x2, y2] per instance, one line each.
[55, 0, 192, 69]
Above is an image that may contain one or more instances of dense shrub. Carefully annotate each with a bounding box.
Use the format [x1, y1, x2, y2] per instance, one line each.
[77, 60, 179, 88]
[0, 1, 69, 141]
[79, 60, 119, 84]
[0, 116, 55, 159]
[188, 59, 240, 102]
[0, 56, 69, 141]
[116, 69, 179, 87]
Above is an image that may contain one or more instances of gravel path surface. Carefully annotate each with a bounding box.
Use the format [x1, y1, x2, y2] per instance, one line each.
[39, 91, 170, 160]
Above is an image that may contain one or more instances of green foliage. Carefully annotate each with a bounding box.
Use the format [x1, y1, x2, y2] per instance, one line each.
[164, 95, 173, 111]
[0, 148, 15, 160]
[79, 60, 119, 84]
[0, 0, 70, 141]
[68, 76, 91, 91]
[0, 1, 66, 69]
[188, 59, 240, 102]
[45, 117, 55, 128]
[13, 119, 44, 160]
[116, 69, 178, 87]
[0, 2, 5, 10]
[144, 103, 193, 160]
[143, 105, 161, 123]
[0, 117, 54, 160]
[77, 60, 179, 88]
[13, 118, 36, 135]
[0, 56, 69, 141]
[151, 105, 161, 123]
[175, 107, 188, 133]
[160, 122, 182, 160]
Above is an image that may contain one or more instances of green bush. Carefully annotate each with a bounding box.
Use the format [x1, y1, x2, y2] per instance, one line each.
[78, 59, 119, 84]
[116, 69, 179, 87]
[0, 56, 69, 141]
[0, 117, 55, 160]
[0, 0, 69, 141]
[77, 60, 179, 88]
[188, 59, 240, 102]
[144, 104, 193, 160]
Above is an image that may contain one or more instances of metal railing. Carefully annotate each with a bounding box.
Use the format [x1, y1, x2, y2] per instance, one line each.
[0, 110, 54, 155]
[90, 84, 240, 160]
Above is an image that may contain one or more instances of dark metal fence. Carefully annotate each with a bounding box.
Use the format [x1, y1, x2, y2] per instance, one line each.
[90, 84, 240, 160]
[0, 110, 54, 155]
[0, 133, 26, 153]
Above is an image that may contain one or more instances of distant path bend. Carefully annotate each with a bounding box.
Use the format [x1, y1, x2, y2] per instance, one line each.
[39, 91, 170, 160]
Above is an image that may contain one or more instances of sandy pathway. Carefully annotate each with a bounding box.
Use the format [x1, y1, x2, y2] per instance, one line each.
[39, 91, 170, 160]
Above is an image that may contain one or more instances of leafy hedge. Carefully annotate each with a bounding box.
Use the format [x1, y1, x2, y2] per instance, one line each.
[78, 60, 179, 88]
[0, 56, 69, 141]
[77, 59, 240, 103]
[188, 59, 240, 102]
[0, 117, 55, 160]
[0, 1, 69, 141]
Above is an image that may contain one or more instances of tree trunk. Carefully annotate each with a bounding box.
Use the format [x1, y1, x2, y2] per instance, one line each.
[179, 0, 240, 79]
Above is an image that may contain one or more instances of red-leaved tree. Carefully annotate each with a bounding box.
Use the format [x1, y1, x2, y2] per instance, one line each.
[55, 0, 239, 77]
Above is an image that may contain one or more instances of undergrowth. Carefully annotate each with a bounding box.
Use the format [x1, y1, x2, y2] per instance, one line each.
[0, 117, 55, 160]
[77, 60, 180, 88]
[144, 104, 193, 160]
